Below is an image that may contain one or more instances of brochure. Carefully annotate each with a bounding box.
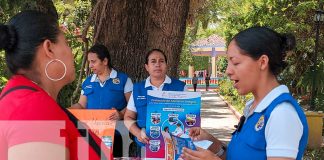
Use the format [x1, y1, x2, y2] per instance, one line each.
[145, 90, 201, 160]
[171, 134, 196, 157]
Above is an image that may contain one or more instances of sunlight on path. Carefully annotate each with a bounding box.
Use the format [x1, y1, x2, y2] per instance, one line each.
[200, 91, 238, 143]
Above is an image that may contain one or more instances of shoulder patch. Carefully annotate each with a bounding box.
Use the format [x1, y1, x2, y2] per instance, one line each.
[255, 115, 265, 131]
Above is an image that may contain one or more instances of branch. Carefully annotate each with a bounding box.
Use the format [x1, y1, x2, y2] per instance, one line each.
[81, 0, 104, 42]
[71, 40, 89, 105]
[73, 0, 106, 104]
[93, 0, 109, 43]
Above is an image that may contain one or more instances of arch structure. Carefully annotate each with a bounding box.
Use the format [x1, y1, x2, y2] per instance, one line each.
[179, 34, 226, 91]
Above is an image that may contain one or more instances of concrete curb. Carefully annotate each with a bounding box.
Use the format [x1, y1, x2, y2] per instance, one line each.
[219, 95, 242, 120]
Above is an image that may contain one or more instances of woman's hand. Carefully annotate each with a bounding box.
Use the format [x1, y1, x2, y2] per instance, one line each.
[108, 108, 123, 120]
[181, 147, 221, 160]
[189, 127, 212, 141]
[136, 128, 149, 144]
[189, 127, 225, 156]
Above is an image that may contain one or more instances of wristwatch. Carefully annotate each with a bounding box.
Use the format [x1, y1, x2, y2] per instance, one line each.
[215, 145, 226, 157]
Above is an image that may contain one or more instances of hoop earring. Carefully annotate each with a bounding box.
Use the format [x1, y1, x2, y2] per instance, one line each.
[45, 59, 67, 82]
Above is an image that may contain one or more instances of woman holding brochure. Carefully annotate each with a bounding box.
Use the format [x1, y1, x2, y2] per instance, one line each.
[181, 27, 308, 160]
[71, 44, 133, 120]
[70, 44, 133, 157]
[124, 48, 187, 156]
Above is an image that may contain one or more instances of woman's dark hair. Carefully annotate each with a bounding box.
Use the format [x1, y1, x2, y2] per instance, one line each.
[232, 26, 296, 76]
[0, 10, 60, 74]
[88, 44, 113, 69]
[145, 48, 168, 64]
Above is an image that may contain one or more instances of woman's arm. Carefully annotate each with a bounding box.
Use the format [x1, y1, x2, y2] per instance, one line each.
[109, 91, 132, 120]
[124, 109, 149, 144]
[117, 91, 132, 119]
[9, 142, 68, 160]
[124, 92, 131, 102]
[69, 95, 87, 109]
[182, 127, 227, 160]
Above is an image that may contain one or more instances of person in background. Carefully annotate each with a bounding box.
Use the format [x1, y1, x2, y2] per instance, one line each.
[181, 26, 308, 160]
[70, 44, 133, 157]
[205, 73, 211, 91]
[0, 10, 109, 160]
[192, 74, 198, 92]
[124, 49, 187, 157]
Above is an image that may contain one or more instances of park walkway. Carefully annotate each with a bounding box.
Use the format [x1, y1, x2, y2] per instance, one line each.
[199, 91, 239, 144]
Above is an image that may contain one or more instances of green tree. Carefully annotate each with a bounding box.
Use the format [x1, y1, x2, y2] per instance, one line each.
[0, 0, 92, 107]
[212, 0, 323, 110]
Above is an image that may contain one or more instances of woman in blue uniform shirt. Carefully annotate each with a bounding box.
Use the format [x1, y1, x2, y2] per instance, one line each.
[181, 27, 308, 160]
[124, 49, 187, 156]
[71, 44, 133, 119]
[70, 44, 133, 157]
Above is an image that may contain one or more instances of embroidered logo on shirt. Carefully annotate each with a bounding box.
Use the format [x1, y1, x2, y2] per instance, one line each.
[255, 115, 265, 131]
[112, 78, 120, 84]
[85, 85, 92, 89]
[137, 96, 146, 100]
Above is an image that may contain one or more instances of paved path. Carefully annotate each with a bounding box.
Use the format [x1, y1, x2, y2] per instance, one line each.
[199, 91, 238, 144]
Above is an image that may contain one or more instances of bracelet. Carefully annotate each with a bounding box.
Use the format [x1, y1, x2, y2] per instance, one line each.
[215, 145, 226, 157]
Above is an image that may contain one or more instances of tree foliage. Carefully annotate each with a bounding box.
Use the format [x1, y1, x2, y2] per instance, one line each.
[216, 0, 323, 109]
[54, 0, 92, 107]
[0, 0, 92, 107]
[181, 0, 323, 109]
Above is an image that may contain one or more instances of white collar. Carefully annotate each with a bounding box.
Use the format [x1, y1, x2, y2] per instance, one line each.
[246, 85, 290, 114]
[145, 75, 171, 88]
[90, 68, 117, 82]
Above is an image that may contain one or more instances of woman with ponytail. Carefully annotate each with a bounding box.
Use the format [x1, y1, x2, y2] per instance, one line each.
[0, 11, 109, 160]
[182, 27, 308, 160]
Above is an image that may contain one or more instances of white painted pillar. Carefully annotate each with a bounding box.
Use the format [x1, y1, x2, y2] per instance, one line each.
[188, 65, 194, 78]
[211, 56, 217, 78]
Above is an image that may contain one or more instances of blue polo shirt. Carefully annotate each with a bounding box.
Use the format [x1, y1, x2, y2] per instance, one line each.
[81, 69, 133, 110]
[227, 85, 308, 160]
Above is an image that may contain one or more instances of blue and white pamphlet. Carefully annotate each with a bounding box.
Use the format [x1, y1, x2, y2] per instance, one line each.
[145, 90, 201, 160]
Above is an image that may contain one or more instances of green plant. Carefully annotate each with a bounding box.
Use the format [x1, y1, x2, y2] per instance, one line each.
[219, 78, 253, 113]
[303, 147, 324, 160]
[54, 0, 92, 107]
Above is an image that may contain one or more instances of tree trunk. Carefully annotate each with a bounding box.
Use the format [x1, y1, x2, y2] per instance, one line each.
[92, 0, 190, 82]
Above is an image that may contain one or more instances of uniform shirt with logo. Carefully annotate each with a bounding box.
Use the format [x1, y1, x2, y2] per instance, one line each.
[227, 85, 307, 160]
[81, 69, 133, 110]
[126, 76, 187, 112]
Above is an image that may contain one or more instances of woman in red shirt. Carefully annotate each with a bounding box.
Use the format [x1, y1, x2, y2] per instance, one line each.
[0, 11, 110, 160]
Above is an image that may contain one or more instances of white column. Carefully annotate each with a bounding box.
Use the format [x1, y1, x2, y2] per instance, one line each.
[211, 56, 217, 78]
[188, 65, 194, 78]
